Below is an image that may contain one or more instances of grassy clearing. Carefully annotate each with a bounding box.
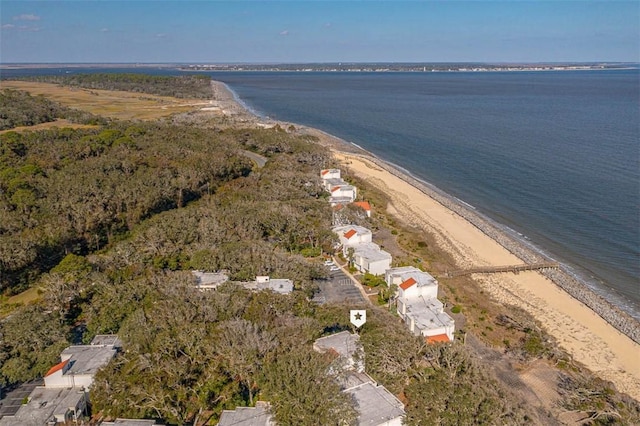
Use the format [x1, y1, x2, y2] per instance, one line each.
[0, 287, 40, 318]
[0, 119, 99, 134]
[0, 81, 211, 120]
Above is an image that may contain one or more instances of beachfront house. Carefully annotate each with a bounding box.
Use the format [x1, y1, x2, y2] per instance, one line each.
[333, 225, 373, 254]
[330, 184, 357, 203]
[386, 267, 455, 342]
[321, 168, 341, 181]
[353, 243, 392, 276]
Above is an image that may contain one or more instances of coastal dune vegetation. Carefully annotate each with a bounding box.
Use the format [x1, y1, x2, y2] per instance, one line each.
[0, 75, 638, 425]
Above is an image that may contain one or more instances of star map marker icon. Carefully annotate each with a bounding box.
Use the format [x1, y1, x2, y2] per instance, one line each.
[350, 309, 366, 328]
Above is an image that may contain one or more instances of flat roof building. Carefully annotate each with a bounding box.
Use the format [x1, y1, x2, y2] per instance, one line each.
[218, 401, 274, 426]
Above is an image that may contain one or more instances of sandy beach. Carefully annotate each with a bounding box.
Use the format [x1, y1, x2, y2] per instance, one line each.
[332, 152, 640, 400]
[209, 79, 640, 400]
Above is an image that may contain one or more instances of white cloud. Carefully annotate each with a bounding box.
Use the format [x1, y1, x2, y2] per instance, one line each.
[13, 14, 40, 21]
[100, 28, 109, 32]
[279, 30, 289, 36]
[155, 33, 167, 38]
[2, 24, 16, 29]
[324, 23, 332, 28]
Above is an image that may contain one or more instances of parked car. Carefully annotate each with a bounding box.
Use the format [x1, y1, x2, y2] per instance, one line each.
[329, 266, 340, 272]
[324, 260, 335, 266]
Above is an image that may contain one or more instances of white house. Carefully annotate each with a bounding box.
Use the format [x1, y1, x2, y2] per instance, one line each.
[330, 184, 357, 203]
[321, 168, 341, 181]
[333, 225, 373, 254]
[44, 344, 118, 389]
[353, 243, 392, 276]
[386, 267, 455, 342]
[0, 335, 120, 426]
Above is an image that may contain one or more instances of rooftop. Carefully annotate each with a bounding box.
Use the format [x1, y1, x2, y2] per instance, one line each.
[333, 225, 371, 239]
[426, 334, 451, 344]
[102, 420, 161, 426]
[352, 201, 371, 211]
[345, 381, 405, 426]
[314, 331, 361, 360]
[218, 402, 273, 426]
[321, 168, 340, 177]
[354, 243, 392, 262]
[398, 270, 438, 291]
[60, 345, 117, 376]
[405, 296, 454, 333]
[192, 271, 229, 289]
[90, 334, 122, 348]
[0, 386, 86, 426]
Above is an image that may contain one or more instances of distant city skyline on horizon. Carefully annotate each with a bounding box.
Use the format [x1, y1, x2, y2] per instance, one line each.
[1, 1, 638, 64]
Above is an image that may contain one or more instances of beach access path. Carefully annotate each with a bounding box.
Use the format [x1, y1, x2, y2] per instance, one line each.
[332, 151, 640, 401]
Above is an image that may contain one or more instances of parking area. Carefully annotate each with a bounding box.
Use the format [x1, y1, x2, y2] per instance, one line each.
[0, 379, 42, 418]
[312, 267, 367, 306]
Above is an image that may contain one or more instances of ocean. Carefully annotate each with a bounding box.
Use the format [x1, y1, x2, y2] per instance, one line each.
[2, 67, 639, 318]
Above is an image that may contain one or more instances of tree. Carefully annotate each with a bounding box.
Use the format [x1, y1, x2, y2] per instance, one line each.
[215, 319, 278, 406]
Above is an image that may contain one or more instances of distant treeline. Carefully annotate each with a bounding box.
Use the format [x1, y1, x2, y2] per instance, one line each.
[13, 73, 213, 99]
[0, 89, 105, 130]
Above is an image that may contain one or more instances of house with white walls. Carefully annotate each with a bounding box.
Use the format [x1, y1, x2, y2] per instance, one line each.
[386, 267, 455, 342]
[321, 168, 341, 181]
[0, 336, 120, 426]
[333, 225, 373, 254]
[352, 243, 392, 276]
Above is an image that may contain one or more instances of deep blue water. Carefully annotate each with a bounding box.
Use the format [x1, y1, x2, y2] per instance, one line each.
[2, 67, 639, 317]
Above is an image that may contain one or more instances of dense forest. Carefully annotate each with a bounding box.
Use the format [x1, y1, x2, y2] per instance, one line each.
[9, 73, 213, 99]
[0, 79, 638, 425]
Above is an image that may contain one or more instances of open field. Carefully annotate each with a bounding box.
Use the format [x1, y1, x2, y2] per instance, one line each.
[0, 81, 213, 120]
[0, 287, 40, 318]
[0, 119, 99, 134]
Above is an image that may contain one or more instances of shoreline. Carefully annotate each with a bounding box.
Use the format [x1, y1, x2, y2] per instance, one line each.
[209, 79, 640, 399]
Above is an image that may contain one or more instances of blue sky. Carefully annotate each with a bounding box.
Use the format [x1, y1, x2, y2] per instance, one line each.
[1, 1, 638, 63]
